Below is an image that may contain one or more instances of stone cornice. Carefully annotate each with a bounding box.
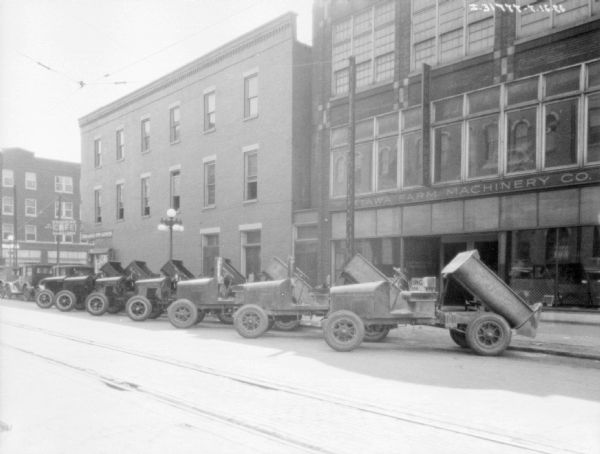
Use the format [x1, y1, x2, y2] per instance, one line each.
[79, 12, 297, 127]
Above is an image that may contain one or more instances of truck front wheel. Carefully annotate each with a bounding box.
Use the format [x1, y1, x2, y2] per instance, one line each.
[466, 313, 511, 356]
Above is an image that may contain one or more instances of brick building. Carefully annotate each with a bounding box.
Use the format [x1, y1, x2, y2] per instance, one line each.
[79, 13, 312, 277]
[304, 0, 600, 306]
[0, 148, 89, 269]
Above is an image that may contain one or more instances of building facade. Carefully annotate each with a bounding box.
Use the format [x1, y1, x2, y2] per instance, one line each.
[79, 14, 312, 277]
[305, 0, 600, 307]
[0, 148, 89, 269]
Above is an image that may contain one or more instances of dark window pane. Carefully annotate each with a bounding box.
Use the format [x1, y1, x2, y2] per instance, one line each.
[434, 123, 461, 182]
[544, 98, 578, 168]
[545, 66, 581, 97]
[402, 107, 422, 130]
[403, 131, 423, 187]
[468, 115, 498, 177]
[588, 61, 600, 88]
[587, 94, 600, 163]
[434, 96, 463, 122]
[468, 87, 500, 114]
[507, 107, 537, 173]
[377, 136, 397, 190]
[507, 77, 538, 105]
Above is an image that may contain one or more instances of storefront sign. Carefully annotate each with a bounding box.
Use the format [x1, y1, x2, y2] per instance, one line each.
[80, 231, 113, 241]
[330, 167, 600, 210]
[52, 220, 77, 234]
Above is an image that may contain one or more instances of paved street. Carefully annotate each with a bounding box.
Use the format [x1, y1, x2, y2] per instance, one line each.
[1, 299, 599, 454]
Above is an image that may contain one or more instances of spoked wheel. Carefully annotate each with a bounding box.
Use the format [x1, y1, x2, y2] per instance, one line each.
[36, 289, 55, 309]
[167, 299, 198, 329]
[55, 290, 77, 312]
[466, 313, 512, 356]
[364, 324, 391, 342]
[85, 292, 109, 316]
[449, 328, 469, 348]
[126, 295, 153, 321]
[323, 310, 365, 352]
[217, 307, 235, 325]
[234, 304, 269, 338]
[274, 315, 301, 331]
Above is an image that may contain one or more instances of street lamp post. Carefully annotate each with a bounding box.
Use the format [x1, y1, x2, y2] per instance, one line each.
[158, 208, 184, 262]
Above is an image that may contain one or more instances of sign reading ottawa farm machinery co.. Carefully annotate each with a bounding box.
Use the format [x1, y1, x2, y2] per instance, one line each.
[330, 167, 600, 210]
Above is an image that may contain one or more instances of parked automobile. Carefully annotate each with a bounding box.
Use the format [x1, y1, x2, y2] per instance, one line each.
[35, 264, 95, 309]
[1, 263, 53, 301]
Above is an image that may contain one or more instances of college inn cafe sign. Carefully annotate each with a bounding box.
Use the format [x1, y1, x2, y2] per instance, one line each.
[330, 167, 600, 210]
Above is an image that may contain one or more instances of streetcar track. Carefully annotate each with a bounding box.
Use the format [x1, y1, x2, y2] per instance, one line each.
[2, 342, 333, 454]
[0, 319, 584, 454]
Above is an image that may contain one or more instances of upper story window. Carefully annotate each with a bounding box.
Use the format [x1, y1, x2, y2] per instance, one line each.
[140, 177, 150, 217]
[55, 200, 73, 219]
[2, 169, 14, 187]
[332, 1, 395, 95]
[517, 0, 599, 39]
[2, 196, 14, 215]
[2, 224, 14, 240]
[204, 91, 216, 131]
[116, 183, 124, 220]
[55, 176, 73, 193]
[25, 172, 37, 190]
[141, 118, 151, 152]
[170, 170, 181, 211]
[94, 189, 102, 224]
[25, 199, 37, 217]
[94, 138, 102, 167]
[204, 160, 216, 207]
[116, 128, 125, 161]
[244, 148, 258, 201]
[25, 225, 36, 242]
[411, 0, 494, 71]
[588, 61, 600, 163]
[244, 74, 258, 118]
[169, 106, 181, 143]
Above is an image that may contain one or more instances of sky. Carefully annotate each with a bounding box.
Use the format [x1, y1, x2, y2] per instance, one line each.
[0, 0, 313, 163]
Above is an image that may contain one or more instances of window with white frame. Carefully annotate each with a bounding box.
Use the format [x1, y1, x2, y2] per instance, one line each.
[55, 233, 74, 244]
[55, 201, 73, 219]
[244, 149, 258, 201]
[141, 118, 151, 152]
[241, 229, 261, 279]
[25, 225, 36, 242]
[55, 176, 73, 193]
[401, 107, 424, 187]
[94, 189, 102, 223]
[116, 128, 125, 161]
[2, 196, 14, 215]
[94, 138, 102, 167]
[204, 160, 215, 207]
[517, 0, 599, 39]
[411, 0, 494, 70]
[170, 170, 181, 211]
[140, 177, 150, 216]
[204, 91, 216, 131]
[116, 183, 124, 220]
[25, 172, 37, 190]
[2, 224, 13, 241]
[244, 74, 258, 118]
[332, 1, 395, 95]
[170, 106, 181, 143]
[588, 61, 600, 163]
[25, 199, 37, 217]
[2, 169, 14, 187]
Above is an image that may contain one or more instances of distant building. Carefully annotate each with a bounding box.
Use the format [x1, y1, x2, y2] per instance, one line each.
[79, 13, 312, 276]
[0, 148, 89, 268]
[306, 0, 600, 306]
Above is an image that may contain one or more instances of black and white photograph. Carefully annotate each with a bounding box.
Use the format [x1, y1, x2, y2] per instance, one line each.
[0, 0, 599, 452]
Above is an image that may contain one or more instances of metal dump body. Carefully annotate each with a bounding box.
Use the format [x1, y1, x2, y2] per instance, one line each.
[100, 261, 126, 277]
[221, 258, 246, 285]
[442, 250, 540, 336]
[176, 277, 219, 303]
[235, 279, 293, 310]
[160, 260, 195, 280]
[342, 253, 390, 284]
[264, 257, 325, 307]
[330, 281, 391, 318]
[124, 260, 156, 280]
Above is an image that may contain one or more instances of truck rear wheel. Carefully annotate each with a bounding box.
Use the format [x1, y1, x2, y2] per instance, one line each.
[36, 289, 54, 308]
[466, 313, 512, 356]
[126, 295, 152, 321]
[449, 328, 469, 348]
[85, 292, 109, 316]
[234, 304, 269, 338]
[323, 310, 364, 352]
[167, 299, 198, 329]
[55, 290, 77, 312]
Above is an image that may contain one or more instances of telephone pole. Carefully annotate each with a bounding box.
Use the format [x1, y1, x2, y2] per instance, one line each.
[56, 195, 62, 265]
[345, 56, 356, 262]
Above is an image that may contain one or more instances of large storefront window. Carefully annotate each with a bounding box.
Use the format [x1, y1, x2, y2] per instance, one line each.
[401, 107, 423, 187]
[509, 227, 599, 307]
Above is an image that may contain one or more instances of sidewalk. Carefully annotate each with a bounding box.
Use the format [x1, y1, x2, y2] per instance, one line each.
[301, 309, 600, 361]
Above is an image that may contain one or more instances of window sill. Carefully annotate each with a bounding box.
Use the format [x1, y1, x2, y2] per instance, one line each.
[116, 158, 125, 163]
[141, 149, 151, 155]
[203, 127, 216, 135]
[330, 80, 394, 103]
[407, 50, 493, 79]
[243, 115, 259, 122]
[243, 199, 258, 205]
[202, 205, 216, 211]
[170, 140, 181, 145]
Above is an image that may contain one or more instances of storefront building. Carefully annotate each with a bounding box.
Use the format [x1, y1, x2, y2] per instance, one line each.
[306, 0, 600, 307]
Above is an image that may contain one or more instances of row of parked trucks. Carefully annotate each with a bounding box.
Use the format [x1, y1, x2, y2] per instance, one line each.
[1, 250, 543, 356]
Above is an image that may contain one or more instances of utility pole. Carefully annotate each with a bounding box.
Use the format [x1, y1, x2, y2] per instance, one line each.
[345, 56, 356, 262]
[13, 184, 18, 269]
[56, 195, 62, 265]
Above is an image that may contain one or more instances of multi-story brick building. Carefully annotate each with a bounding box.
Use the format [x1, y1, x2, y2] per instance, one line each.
[305, 0, 600, 306]
[0, 148, 89, 269]
[79, 13, 312, 277]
